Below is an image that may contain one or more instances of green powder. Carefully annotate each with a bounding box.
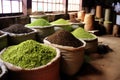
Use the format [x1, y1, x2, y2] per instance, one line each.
[72, 27, 95, 39]
[62, 25, 73, 32]
[51, 18, 73, 31]
[27, 18, 51, 27]
[1, 40, 56, 69]
[50, 18, 70, 25]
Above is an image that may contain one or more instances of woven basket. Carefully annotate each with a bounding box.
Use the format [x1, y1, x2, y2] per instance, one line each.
[0, 31, 8, 50]
[0, 46, 61, 80]
[84, 13, 94, 31]
[43, 38, 86, 76]
[77, 10, 85, 22]
[5, 29, 37, 45]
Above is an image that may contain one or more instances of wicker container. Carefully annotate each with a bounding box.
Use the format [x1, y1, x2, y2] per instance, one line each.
[84, 13, 94, 31]
[5, 29, 37, 45]
[0, 46, 61, 80]
[77, 10, 85, 22]
[69, 13, 77, 22]
[44, 38, 86, 76]
[0, 31, 8, 50]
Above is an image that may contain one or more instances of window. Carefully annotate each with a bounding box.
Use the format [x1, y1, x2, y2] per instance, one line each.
[68, 0, 80, 11]
[0, 0, 22, 14]
[32, 0, 64, 12]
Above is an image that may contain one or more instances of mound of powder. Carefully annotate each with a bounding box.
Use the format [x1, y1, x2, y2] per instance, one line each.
[1, 40, 56, 69]
[46, 30, 83, 47]
[2, 24, 33, 34]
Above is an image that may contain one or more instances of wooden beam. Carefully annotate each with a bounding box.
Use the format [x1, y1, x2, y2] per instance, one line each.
[65, 0, 68, 14]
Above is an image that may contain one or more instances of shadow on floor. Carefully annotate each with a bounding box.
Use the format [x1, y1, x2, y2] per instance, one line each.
[60, 62, 103, 80]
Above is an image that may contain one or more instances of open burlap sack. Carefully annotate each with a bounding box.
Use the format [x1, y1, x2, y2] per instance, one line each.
[5, 29, 37, 45]
[0, 61, 8, 80]
[0, 46, 61, 80]
[25, 25, 55, 42]
[0, 31, 8, 50]
[44, 38, 86, 76]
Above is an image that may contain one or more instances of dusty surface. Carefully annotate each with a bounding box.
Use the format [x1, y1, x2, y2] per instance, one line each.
[61, 35, 120, 80]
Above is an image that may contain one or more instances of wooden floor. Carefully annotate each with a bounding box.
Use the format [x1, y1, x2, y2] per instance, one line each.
[61, 35, 120, 80]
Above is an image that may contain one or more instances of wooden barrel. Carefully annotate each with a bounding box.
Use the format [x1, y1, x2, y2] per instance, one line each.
[95, 5, 102, 19]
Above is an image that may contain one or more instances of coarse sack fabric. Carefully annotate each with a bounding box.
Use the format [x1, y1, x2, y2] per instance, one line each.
[0, 31, 8, 50]
[43, 38, 86, 76]
[5, 29, 37, 45]
[0, 46, 61, 80]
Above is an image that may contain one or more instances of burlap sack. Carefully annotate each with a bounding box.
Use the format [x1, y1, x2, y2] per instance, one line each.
[0, 62, 8, 80]
[81, 34, 98, 54]
[0, 46, 61, 80]
[6, 29, 37, 45]
[0, 31, 8, 50]
[25, 25, 55, 42]
[43, 38, 86, 76]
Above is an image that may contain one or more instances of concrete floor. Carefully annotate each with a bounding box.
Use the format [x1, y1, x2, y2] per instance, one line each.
[61, 35, 120, 80]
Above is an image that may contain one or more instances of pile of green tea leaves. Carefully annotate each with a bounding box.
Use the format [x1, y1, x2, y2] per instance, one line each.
[51, 18, 73, 31]
[27, 18, 51, 27]
[72, 27, 96, 39]
[0, 40, 56, 69]
[51, 18, 70, 25]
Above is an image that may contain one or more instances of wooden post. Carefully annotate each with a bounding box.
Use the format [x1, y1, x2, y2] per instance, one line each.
[64, 0, 68, 15]
[22, 0, 32, 15]
[79, 0, 83, 11]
